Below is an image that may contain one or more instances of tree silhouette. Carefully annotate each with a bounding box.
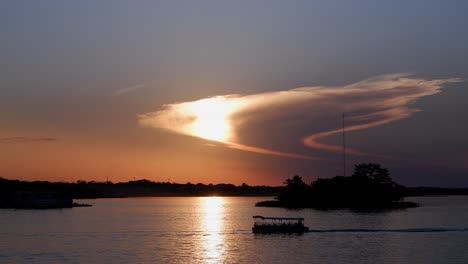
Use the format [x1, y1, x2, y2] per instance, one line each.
[352, 163, 394, 185]
[277, 175, 309, 207]
[283, 175, 307, 188]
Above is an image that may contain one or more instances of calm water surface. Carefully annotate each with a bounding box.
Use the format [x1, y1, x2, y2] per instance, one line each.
[1, 196, 468, 263]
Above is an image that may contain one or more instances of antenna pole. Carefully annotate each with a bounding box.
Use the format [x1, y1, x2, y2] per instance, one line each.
[342, 113, 346, 177]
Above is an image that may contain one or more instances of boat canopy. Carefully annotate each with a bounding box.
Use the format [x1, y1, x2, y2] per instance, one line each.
[253, 215, 304, 221]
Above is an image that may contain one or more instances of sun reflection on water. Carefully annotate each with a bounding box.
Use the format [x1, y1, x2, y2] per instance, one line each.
[200, 196, 225, 262]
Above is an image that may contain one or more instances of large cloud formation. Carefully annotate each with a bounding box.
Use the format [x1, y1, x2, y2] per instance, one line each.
[139, 73, 460, 160]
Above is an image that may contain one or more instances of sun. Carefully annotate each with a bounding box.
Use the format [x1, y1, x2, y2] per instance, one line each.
[189, 97, 235, 142]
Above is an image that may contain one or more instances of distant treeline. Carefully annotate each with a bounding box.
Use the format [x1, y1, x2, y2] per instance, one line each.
[0, 178, 281, 198]
[1, 177, 467, 200]
[405, 187, 468, 196]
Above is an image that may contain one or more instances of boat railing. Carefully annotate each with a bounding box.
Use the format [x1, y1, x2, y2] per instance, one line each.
[252, 216, 305, 226]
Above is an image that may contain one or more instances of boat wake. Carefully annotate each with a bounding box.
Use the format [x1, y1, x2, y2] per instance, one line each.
[308, 228, 468, 233]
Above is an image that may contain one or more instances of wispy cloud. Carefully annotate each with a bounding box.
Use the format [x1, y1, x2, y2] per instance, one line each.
[138, 73, 461, 159]
[0, 137, 57, 143]
[113, 83, 147, 96]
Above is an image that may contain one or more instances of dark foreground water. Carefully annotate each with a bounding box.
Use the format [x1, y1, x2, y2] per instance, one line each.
[1, 196, 468, 263]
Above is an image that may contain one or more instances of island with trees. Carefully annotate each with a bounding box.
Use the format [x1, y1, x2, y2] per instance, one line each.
[256, 163, 420, 210]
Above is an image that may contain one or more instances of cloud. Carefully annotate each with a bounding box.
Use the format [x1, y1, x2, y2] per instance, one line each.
[113, 83, 146, 96]
[138, 73, 461, 159]
[0, 137, 57, 143]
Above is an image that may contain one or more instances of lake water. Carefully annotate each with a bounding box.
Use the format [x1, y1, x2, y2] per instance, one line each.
[1, 196, 468, 263]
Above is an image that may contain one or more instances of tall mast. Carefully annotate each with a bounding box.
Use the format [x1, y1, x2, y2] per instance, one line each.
[342, 113, 346, 177]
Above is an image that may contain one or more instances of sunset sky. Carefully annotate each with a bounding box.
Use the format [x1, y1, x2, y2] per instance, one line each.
[2, 1, 467, 187]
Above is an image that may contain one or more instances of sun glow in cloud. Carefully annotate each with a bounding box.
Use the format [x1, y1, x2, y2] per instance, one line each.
[189, 98, 236, 141]
[139, 73, 461, 159]
[139, 96, 241, 142]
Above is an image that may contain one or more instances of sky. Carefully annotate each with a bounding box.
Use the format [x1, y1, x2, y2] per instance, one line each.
[1, 0, 468, 187]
